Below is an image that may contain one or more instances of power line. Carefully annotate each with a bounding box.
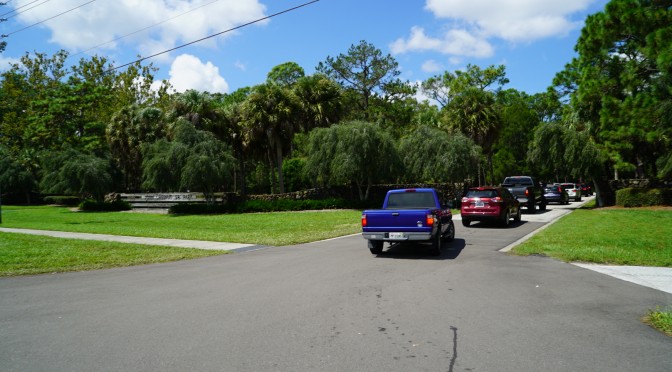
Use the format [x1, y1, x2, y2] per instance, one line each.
[5, 0, 95, 37]
[71, 0, 223, 58]
[106, 0, 320, 73]
[2, 0, 50, 19]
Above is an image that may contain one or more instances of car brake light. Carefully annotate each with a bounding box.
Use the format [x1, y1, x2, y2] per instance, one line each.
[426, 214, 435, 226]
[461, 197, 469, 203]
[525, 189, 529, 197]
[361, 214, 367, 227]
[492, 197, 502, 203]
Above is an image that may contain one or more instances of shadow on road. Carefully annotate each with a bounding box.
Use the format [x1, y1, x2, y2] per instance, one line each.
[374, 238, 466, 260]
[522, 208, 552, 215]
[460, 220, 529, 229]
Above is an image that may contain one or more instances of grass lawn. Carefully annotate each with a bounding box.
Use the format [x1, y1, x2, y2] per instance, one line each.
[0, 232, 227, 276]
[0, 205, 362, 246]
[511, 204, 672, 267]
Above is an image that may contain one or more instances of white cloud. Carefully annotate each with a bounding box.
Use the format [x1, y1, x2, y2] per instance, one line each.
[234, 61, 247, 71]
[12, 0, 267, 56]
[393, 0, 594, 60]
[391, 26, 494, 58]
[421, 59, 443, 73]
[0, 55, 21, 71]
[168, 54, 229, 93]
[424, 0, 590, 42]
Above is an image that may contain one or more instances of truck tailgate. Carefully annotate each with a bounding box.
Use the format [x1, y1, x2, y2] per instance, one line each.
[362, 209, 432, 232]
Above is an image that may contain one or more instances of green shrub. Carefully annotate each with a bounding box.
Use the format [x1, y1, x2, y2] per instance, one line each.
[44, 195, 81, 206]
[616, 188, 672, 207]
[235, 198, 352, 213]
[78, 200, 132, 212]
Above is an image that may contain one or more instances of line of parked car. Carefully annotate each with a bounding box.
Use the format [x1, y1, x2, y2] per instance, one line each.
[460, 182, 593, 228]
[543, 182, 593, 205]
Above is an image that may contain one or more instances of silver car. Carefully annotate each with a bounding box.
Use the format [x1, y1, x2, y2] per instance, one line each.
[561, 183, 582, 202]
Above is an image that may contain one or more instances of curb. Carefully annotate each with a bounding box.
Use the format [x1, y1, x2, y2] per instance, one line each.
[499, 196, 594, 253]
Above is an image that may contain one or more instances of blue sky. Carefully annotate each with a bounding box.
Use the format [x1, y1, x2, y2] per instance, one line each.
[1, 0, 609, 97]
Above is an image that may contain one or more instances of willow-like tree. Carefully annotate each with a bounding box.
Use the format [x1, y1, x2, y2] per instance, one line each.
[305, 121, 400, 200]
[398, 125, 478, 184]
[141, 120, 234, 204]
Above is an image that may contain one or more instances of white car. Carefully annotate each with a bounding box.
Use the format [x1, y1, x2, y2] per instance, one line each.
[561, 183, 582, 202]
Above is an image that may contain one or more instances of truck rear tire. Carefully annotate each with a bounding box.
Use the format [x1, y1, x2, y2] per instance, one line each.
[528, 200, 536, 213]
[443, 221, 455, 242]
[368, 240, 383, 254]
[430, 232, 441, 256]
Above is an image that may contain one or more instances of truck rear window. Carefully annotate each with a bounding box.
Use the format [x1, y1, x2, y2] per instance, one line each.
[385, 192, 436, 209]
[503, 177, 532, 185]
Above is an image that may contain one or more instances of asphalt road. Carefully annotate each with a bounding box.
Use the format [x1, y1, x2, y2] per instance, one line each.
[1, 200, 671, 371]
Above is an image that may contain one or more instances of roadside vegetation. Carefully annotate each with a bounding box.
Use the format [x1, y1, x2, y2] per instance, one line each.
[644, 307, 672, 337]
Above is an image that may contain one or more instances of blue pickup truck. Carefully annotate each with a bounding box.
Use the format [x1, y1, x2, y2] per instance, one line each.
[361, 188, 455, 255]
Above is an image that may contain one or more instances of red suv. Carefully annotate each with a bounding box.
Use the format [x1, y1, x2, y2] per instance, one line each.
[461, 186, 521, 227]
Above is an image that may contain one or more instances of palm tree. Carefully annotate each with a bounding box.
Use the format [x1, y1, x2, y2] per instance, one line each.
[445, 87, 501, 185]
[107, 105, 165, 191]
[293, 74, 342, 132]
[170, 90, 218, 129]
[243, 83, 300, 194]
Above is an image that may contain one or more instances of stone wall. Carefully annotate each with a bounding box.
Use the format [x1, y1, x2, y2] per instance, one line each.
[118, 183, 467, 208]
[609, 179, 660, 190]
[247, 183, 466, 205]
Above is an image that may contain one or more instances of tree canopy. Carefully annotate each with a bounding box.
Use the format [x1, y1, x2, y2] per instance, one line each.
[554, 0, 672, 180]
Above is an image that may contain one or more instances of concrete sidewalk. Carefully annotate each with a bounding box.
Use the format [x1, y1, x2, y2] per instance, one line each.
[573, 263, 672, 294]
[0, 227, 262, 253]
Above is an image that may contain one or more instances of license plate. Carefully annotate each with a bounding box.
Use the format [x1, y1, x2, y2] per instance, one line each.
[389, 232, 405, 239]
[476, 201, 485, 207]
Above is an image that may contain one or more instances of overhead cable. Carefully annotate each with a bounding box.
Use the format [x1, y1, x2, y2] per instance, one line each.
[106, 0, 320, 73]
[5, 0, 95, 36]
[2, 0, 50, 19]
[71, 0, 222, 57]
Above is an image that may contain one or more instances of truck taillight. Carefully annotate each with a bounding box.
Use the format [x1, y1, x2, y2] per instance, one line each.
[426, 214, 435, 226]
[525, 189, 530, 197]
[361, 214, 367, 227]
